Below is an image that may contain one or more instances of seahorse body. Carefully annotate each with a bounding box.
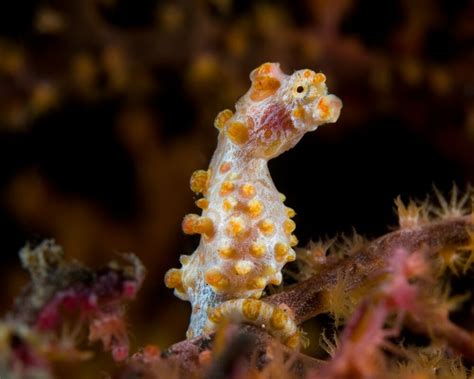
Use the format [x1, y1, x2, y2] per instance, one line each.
[165, 63, 342, 342]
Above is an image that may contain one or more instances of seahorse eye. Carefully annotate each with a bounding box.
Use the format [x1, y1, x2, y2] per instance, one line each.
[293, 82, 309, 99]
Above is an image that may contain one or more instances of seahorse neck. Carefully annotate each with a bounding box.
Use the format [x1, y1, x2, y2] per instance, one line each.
[209, 136, 271, 184]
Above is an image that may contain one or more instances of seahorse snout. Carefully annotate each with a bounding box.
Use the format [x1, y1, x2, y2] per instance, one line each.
[313, 94, 343, 125]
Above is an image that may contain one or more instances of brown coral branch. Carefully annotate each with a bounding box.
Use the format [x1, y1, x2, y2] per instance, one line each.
[162, 324, 321, 377]
[162, 216, 473, 372]
[266, 216, 472, 324]
[406, 315, 474, 362]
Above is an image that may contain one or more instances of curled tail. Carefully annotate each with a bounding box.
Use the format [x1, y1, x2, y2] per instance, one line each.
[204, 298, 304, 350]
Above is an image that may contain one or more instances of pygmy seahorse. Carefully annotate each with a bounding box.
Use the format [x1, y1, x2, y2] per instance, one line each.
[165, 62, 342, 348]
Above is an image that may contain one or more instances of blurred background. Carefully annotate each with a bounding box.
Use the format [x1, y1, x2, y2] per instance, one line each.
[0, 0, 472, 374]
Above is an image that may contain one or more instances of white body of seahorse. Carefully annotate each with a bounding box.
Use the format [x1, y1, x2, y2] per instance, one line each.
[165, 63, 342, 343]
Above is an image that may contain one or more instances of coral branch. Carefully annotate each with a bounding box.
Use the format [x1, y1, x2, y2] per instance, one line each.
[161, 216, 473, 374]
[406, 315, 474, 362]
[266, 216, 472, 324]
[161, 324, 321, 378]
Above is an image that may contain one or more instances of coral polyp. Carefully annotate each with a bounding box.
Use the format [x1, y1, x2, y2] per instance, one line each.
[164, 62, 342, 340]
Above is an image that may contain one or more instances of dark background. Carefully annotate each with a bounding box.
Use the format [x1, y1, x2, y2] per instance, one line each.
[0, 0, 472, 374]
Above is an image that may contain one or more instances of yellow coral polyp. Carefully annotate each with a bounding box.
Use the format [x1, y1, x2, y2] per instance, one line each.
[395, 196, 429, 229]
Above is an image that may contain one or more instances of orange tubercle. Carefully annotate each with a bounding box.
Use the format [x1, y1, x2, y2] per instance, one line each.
[293, 107, 305, 119]
[205, 268, 229, 290]
[313, 72, 326, 84]
[246, 199, 264, 218]
[240, 183, 256, 198]
[283, 219, 296, 234]
[219, 162, 231, 173]
[220, 180, 235, 196]
[250, 76, 281, 102]
[226, 217, 246, 238]
[255, 62, 273, 75]
[164, 268, 182, 289]
[259, 219, 275, 235]
[195, 198, 209, 210]
[249, 242, 266, 258]
[214, 109, 233, 130]
[290, 234, 299, 247]
[234, 260, 254, 275]
[218, 246, 236, 259]
[270, 308, 288, 330]
[247, 276, 266, 290]
[286, 207, 296, 218]
[274, 242, 289, 262]
[190, 170, 210, 194]
[222, 197, 237, 211]
[226, 121, 249, 145]
[182, 214, 215, 238]
[317, 98, 330, 120]
[242, 299, 262, 320]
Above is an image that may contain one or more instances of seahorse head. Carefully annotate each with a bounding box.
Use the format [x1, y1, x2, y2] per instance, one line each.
[215, 62, 342, 159]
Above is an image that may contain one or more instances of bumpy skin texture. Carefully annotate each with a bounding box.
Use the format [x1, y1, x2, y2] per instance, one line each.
[165, 62, 342, 341]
